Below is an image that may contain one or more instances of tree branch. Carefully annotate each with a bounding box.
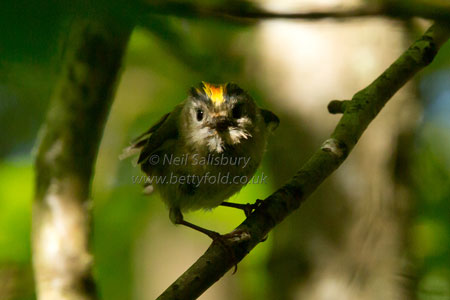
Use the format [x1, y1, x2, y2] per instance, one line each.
[32, 16, 132, 300]
[327, 100, 351, 114]
[142, 1, 450, 22]
[156, 23, 449, 300]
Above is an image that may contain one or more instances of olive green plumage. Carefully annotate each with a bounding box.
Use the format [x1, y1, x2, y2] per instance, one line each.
[123, 82, 279, 227]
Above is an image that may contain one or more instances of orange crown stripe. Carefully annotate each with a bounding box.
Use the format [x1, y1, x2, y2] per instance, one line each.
[202, 82, 225, 105]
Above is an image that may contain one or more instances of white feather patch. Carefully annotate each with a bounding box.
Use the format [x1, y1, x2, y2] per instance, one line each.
[228, 128, 251, 144]
[119, 146, 141, 160]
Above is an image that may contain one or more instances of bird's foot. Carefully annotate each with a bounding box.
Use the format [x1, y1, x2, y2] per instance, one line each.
[210, 229, 251, 274]
[220, 199, 264, 217]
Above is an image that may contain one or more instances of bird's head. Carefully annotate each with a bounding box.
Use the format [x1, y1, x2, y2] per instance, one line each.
[183, 82, 264, 153]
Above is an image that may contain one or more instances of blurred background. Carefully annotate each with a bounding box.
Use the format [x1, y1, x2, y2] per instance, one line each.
[0, 0, 449, 299]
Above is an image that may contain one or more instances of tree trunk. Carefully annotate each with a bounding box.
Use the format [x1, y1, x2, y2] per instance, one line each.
[32, 15, 132, 300]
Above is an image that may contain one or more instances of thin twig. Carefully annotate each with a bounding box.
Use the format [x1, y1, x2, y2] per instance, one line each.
[143, 1, 450, 22]
[328, 100, 351, 114]
[156, 23, 450, 300]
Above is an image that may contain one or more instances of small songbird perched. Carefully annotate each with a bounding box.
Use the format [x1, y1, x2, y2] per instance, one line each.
[122, 82, 279, 239]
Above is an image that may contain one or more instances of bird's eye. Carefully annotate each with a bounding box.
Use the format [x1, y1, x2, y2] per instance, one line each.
[232, 104, 243, 119]
[196, 109, 204, 121]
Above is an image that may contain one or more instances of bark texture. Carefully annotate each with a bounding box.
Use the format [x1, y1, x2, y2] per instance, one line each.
[32, 16, 132, 300]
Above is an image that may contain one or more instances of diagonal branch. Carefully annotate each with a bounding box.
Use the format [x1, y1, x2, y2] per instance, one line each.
[156, 23, 450, 300]
[32, 16, 132, 300]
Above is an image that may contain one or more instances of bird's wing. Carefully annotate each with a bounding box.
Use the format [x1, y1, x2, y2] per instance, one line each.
[119, 105, 181, 162]
[260, 109, 280, 131]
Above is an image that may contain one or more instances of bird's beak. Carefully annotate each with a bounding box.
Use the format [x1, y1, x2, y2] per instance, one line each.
[213, 116, 233, 133]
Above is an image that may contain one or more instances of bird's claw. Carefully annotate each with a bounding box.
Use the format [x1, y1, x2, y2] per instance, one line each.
[209, 229, 251, 274]
[243, 199, 264, 217]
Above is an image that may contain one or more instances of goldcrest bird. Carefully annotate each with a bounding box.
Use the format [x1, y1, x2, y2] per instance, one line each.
[122, 82, 279, 239]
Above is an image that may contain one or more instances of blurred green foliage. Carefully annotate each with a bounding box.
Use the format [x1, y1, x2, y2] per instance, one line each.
[412, 123, 450, 300]
[0, 1, 449, 299]
[0, 159, 33, 263]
